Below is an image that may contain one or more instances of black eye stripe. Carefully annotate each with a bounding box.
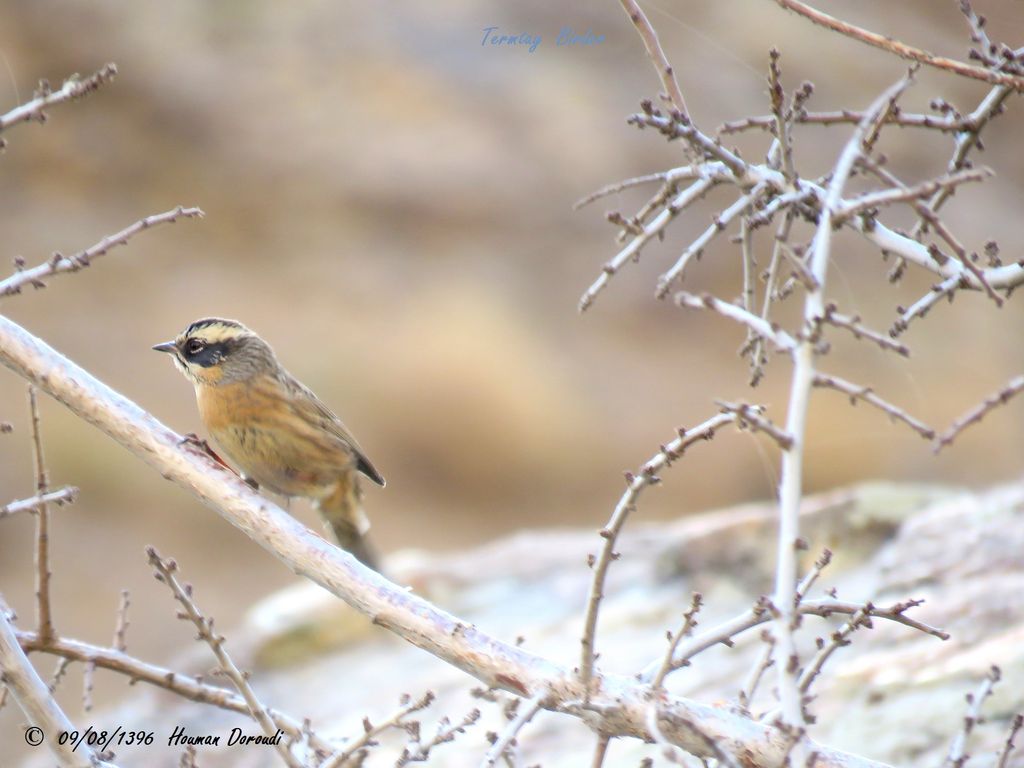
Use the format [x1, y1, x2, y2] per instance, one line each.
[185, 340, 229, 368]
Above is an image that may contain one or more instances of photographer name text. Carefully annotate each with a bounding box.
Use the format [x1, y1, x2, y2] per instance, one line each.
[481, 26, 605, 53]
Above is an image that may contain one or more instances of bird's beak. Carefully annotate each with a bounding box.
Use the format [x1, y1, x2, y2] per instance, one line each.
[152, 341, 177, 354]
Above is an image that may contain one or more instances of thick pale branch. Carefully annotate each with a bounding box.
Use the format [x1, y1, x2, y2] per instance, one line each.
[0, 315, 892, 768]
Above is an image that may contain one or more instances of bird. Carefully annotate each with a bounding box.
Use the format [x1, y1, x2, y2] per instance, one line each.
[152, 317, 386, 569]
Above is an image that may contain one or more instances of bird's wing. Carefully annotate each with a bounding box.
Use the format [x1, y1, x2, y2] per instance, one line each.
[282, 371, 386, 487]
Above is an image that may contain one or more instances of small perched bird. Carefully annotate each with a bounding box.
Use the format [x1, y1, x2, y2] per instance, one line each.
[153, 318, 385, 569]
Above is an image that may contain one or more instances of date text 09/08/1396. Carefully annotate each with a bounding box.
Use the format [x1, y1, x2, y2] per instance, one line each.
[52, 725, 284, 752]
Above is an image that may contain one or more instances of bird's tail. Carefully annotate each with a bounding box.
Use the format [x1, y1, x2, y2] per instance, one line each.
[314, 475, 382, 572]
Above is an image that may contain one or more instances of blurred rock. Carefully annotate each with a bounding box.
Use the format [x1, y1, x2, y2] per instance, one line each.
[26, 481, 1024, 767]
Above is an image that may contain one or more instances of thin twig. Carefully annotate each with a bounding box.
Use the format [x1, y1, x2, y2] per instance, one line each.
[0, 206, 204, 299]
[148, 548, 303, 768]
[591, 734, 611, 768]
[676, 291, 797, 352]
[832, 168, 989, 223]
[995, 714, 1024, 768]
[574, 167, 702, 210]
[396, 708, 482, 765]
[772, 0, 1024, 89]
[936, 375, 1024, 450]
[944, 667, 1000, 768]
[580, 178, 716, 311]
[656, 182, 769, 297]
[0, 599, 115, 767]
[28, 387, 54, 644]
[651, 593, 704, 689]
[720, 110, 974, 135]
[819, 305, 909, 357]
[113, 590, 130, 652]
[617, 0, 688, 118]
[737, 632, 775, 714]
[481, 689, 548, 767]
[716, 401, 794, 450]
[17, 629, 334, 756]
[0, 64, 117, 136]
[638, 597, 948, 682]
[579, 412, 737, 694]
[321, 692, 435, 768]
[891, 274, 965, 338]
[813, 372, 936, 439]
[0, 487, 77, 519]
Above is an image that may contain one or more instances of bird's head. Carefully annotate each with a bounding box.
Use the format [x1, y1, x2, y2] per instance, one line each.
[152, 318, 276, 386]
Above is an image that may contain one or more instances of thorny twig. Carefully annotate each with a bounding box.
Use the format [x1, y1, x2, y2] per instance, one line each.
[147, 548, 304, 768]
[321, 692, 436, 768]
[943, 666, 1000, 768]
[936, 375, 1024, 451]
[0, 64, 118, 140]
[812, 372, 936, 440]
[0, 207, 204, 299]
[28, 387, 55, 644]
[579, 412, 737, 694]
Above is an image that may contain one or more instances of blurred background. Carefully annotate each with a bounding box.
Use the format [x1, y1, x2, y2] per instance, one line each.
[1, 0, 1023, 743]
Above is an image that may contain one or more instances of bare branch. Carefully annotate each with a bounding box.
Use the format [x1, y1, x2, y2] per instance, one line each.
[481, 689, 547, 767]
[0, 206, 204, 300]
[675, 291, 797, 352]
[580, 412, 736, 693]
[639, 597, 948, 682]
[891, 274, 965, 338]
[574, 166, 702, 210]
[112, 590, 130, 653]
[771, 0, 1024, 89]
[617, 0, 688, 118]
[832, 168, 990, 223]
[720, 110, 974, 135]
[996, 714, 1024, 768]
[716, 401, 794, 450]
[321, 692, 435, 768]
[936, 375, 1024, 450]
[0, 64, 117, 137]
[580, 177, 716, 311]
[148, 548, 303, 768]
[17, 630, 334, 756]
[0, 487, 78, 520]
[944, 667, 1000, 768]
[651, 593, 704, 690]
[813, 372, 936, 440]
[656, 183, 769, 297]
[28, 387, 55, 643]
[397, 707, 482, 765]
[0, 308, 904, 768]
[0, 600, 116, 768]
[819, 305, 909, 357]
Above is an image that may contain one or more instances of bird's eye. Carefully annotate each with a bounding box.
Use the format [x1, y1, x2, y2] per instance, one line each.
[185, 339, 205, 356]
